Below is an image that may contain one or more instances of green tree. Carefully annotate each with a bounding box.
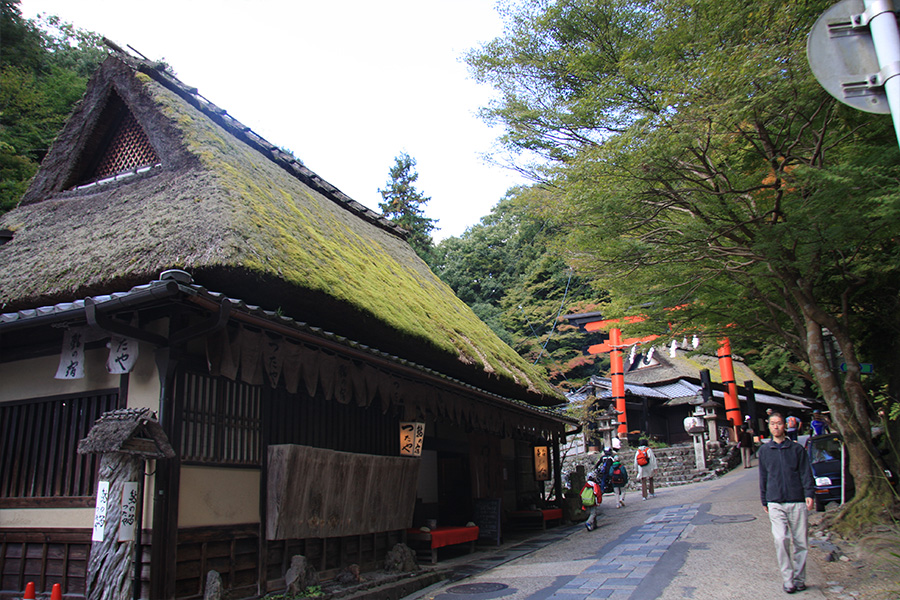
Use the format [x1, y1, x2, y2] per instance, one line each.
[378, 152, 437, 261]
[468, 0, 900, 529]
[432, 187, 607, 389]
[0, 0, 106, 214]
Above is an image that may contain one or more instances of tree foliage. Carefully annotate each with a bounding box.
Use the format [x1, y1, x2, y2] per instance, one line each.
[431, 187, 608, 390]
[468, 0, 900, 527]
[0, 0, 106, 214]
[378, 152, 437, 261]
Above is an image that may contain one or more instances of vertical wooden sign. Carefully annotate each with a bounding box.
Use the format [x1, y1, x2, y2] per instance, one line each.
[118, 482, 139, 542]
[400, 422, 425, 457]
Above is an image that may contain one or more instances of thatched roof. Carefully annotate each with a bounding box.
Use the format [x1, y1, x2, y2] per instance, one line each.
[77, 407, 175, 458]
[0, 50, 560, 404]
[623, 347, 777, 393]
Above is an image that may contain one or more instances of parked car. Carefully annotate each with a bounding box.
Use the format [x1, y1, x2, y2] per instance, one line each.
[805, 433, 854, 511]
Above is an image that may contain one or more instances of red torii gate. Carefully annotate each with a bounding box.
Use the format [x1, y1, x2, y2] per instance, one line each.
[579, 315, 658, 437]
[575, 314, 742, 439]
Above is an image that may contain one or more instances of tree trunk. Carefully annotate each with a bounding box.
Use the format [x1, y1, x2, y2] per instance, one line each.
[86, 453, 144, 600]
[802, 313, 894, 534]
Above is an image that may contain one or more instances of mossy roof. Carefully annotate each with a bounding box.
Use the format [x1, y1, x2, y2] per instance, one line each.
[623, 347, 778, 393]
[0, 52, 561, 404]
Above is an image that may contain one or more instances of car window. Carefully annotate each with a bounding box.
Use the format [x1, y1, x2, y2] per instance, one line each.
[809, 437, 842, 463]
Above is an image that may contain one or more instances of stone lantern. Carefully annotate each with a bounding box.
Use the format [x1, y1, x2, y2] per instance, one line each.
[684, 397, 708, 471]
[596, 406, 623, 451]
[701, 398, 723, 451]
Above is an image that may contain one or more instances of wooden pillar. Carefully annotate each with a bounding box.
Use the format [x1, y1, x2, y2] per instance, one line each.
[552, 431, 563, 509]
[716, 338, 741, 441]
[86, 453, 144, 600]
[610, 328, 627, 437]
[151, 349, 181, 600]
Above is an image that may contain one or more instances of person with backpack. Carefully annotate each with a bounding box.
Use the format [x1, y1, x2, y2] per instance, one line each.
[609, 459, 628, 507]
[633, 439, 658, 501]
[595, 447, 616, 494]
[580, 475, 602, 531]
[786, 414, 801, 441]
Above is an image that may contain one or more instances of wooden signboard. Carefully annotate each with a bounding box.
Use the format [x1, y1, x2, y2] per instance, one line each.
[473, 498, 501, 546]
[267, 444, 420, 540]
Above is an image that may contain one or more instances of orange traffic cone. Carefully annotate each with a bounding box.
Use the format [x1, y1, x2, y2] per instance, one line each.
[23, 582, 35, 600]
[50, 583, 62, 600]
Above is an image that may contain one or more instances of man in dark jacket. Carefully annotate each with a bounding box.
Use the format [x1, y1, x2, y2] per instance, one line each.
[758, 412, 816, 594]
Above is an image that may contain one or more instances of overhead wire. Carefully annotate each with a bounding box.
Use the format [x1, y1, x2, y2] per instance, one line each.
[533, 268, 573, 364]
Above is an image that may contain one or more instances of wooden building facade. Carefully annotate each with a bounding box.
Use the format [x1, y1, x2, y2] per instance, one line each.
[0, 48, 573, 600]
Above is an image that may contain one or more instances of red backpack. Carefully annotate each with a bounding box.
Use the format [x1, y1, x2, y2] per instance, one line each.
[636, 447, 649, 466]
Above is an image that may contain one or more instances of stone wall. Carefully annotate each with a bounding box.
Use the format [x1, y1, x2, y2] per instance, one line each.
[560, 442, 742, 494]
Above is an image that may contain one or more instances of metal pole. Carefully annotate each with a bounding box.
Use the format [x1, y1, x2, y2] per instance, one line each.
[865, 0, 900, 146]
[841, 440, 847, 505]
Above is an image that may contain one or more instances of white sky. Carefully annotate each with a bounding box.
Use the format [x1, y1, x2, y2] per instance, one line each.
[18, 0, 530, 241]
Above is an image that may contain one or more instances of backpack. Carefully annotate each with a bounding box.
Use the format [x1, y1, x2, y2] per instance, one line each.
[611, 465, 626, 486]
[598, 455, 614, 476]
[787, 416, 799, 430]
[581, 483, 597, 507]
[636, 447, 649, 466]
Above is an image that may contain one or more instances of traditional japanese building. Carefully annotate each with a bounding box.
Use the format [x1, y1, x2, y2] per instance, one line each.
[0, 47, 574, 599]
[567, 343, 819, 445]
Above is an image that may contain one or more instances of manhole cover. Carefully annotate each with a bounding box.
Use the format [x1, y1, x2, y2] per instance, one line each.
[711, 514, 756, 524]
[447, 583, 509, 594]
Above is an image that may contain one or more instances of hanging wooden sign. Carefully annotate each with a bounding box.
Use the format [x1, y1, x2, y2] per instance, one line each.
[399, 422, 425, 457]
[118, 482, 140, 542]
[533, 445, 550, 481]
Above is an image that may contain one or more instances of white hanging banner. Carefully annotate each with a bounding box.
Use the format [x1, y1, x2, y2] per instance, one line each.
[92, 480, 110, 542]
[107, 336, 139, 374]
[118, 482, 140, 542]
[55, 328, 86, 379]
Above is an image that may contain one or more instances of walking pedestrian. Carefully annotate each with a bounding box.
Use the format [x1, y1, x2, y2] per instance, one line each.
[633, 439, 658, 500]
[580, 475, 602, 531]
[595, 447, 616, 494]
[610, 459, 628, 507]
[758, 412, 816, 594]
[810, 410, 830, 436]
[739, 423, 755, 468]
[785, 413, 801, 441]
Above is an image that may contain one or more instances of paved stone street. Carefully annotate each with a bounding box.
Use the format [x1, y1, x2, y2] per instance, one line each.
[406, 467, 830, 600]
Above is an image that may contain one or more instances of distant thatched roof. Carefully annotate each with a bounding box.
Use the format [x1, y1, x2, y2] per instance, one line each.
[623, 347, 777, 393]
[0, 50, 560, 403]
[78, 408, 175, 458]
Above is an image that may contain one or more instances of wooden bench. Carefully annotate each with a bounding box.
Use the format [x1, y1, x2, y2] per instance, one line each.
[508, 508, 563, 530]
[405, 525, 480, 564]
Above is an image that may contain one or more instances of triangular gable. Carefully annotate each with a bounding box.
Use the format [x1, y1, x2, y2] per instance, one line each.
[19, 57, 190, 207]
[68, 88, 160, 188]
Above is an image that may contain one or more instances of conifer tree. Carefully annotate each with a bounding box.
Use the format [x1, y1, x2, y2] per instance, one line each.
[378, 152, 436, 261]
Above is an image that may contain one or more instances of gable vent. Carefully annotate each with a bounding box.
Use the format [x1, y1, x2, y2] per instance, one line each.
[70, 89, 160, 188]
[92, 110, 159, 180]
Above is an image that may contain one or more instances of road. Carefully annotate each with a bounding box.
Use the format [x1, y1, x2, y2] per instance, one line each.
[412, 466, 828, 600]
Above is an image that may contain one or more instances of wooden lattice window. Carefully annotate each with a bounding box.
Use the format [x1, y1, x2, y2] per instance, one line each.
[69, 89, 160, 188]
[0, 390, 122, 504]
[179, 372, 261, 466]
[91, 110, 159, 180]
